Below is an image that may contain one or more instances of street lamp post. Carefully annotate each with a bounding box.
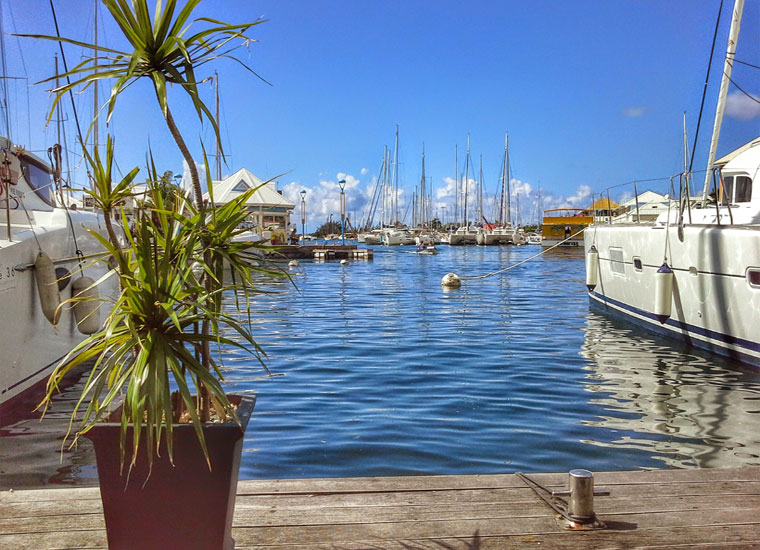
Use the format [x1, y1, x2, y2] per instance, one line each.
[300, 189, 307, 242]
[338, 179, 346, 245]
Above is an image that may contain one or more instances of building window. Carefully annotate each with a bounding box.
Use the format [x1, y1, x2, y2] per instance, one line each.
[233, 180, 249, 192]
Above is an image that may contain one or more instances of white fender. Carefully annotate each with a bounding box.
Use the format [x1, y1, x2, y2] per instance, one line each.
[585, 245, 599, 290]
[72, 277, 100, 334]
[653, 263, 674, 323]
[34, 251, 61, 324]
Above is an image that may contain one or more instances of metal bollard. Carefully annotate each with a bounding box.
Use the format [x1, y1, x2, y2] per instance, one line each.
[551, 469, 610, 523]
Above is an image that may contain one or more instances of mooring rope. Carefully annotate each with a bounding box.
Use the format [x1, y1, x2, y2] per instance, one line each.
[458, 228, 587, 281]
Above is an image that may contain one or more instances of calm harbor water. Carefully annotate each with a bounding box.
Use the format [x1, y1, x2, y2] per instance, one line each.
[2, 244, 760, 488]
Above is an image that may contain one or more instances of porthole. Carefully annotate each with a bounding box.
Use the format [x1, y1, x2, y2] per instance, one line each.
[748, 268, 760, 288]
[633, 257, 642, 271]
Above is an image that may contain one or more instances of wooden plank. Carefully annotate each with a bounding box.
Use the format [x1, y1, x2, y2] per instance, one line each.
[0, 531, 106, 550]
[234, 467, 760, 494]
[0, 486, 101, 503]
[230, 481, 760, 510]
[1, 468, 758, 549]
[230, 524, 760, 550]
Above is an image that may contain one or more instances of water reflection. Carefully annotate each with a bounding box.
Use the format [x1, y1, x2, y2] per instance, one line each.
[580, 311, 760, 468]
[0, 370, 99, 488]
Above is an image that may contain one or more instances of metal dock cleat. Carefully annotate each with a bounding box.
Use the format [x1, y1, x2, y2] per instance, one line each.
[517, 469, 610, 530]
[551, 469, 610, 529]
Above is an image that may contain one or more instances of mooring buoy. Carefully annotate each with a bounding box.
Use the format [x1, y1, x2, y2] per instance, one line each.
[441, 273, 461, 288]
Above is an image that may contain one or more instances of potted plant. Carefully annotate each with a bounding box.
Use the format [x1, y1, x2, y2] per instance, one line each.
[24, 2, 270, 548]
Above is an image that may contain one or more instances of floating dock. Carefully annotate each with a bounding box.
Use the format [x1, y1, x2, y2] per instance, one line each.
[2, 467, 758, 548]
[264, 244, 373, 260]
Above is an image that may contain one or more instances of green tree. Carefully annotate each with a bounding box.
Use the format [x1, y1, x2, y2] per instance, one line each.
[314, 220, 342, 238]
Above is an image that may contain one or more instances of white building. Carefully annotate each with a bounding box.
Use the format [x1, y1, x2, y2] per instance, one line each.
[612, 190, 669, 223]
[203, 168, 295, 238]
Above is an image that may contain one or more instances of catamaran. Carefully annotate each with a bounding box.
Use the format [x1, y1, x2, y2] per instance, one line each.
[0, 139, 117, 418]
[584, 0, 759, 367]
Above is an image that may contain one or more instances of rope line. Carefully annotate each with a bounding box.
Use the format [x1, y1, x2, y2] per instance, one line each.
[459, 228, 586, 281]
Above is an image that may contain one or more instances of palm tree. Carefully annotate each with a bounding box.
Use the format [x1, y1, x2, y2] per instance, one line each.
[20, 0, 265, 211]
[20, 0, 266, 422]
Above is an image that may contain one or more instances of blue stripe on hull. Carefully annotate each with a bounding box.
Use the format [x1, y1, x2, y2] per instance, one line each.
[588, 291, 760, 369]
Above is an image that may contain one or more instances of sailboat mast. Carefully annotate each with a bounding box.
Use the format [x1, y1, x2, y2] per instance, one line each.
[478, 155, 483, 224]
[505, 133, 511, 225]
[499, 135, 507, 225]
[701, 0, 745, 201]
[454, 144, 459, 227]
[463, 134, 470, 228]
[215, 71, 222, 181]
[93, 0, 98, 156]
[393, 124, 399, 225]
[420, 144, 426, 228]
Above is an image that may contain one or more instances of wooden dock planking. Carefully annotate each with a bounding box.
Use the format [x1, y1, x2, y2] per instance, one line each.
[1, 467, 758, 549]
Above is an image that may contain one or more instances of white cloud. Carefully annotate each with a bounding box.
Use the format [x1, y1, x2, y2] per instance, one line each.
[282, 173, 374, 229]
[511, 178, 532, 196]
[360, 167, 369, 175]
[725, 91, 760, 121]
[622, 106, 648, 118]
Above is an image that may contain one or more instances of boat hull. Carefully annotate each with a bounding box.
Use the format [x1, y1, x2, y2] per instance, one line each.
[0, 208, 116, 419]
[585, 223, 760, 367]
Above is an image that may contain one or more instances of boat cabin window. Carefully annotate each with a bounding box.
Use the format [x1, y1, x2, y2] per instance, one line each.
[19, 154, 54, 206]
[721, 175, 753, 204]
[748, 268, 760, 288]
[609, 247, 625, 275]
[720, 176, 733, 205]
[735, 176, 752, 203]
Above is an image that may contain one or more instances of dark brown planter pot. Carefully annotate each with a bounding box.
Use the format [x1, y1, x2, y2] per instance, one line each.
[84, 394, 255, 550]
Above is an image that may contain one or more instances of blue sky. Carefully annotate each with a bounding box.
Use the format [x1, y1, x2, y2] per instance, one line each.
[5, 1, 760, 229]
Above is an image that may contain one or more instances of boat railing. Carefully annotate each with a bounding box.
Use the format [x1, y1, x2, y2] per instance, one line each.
[587, 168, 725, 226]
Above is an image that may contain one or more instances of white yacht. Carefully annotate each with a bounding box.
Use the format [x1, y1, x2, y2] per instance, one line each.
[584, 0, 758, 368]
[585, 144, 759, 367]
[381, 227, 415, 246]
[361, 228, 383, 245]
[0, 139, 116, 418]
[448, 225, 478, 246]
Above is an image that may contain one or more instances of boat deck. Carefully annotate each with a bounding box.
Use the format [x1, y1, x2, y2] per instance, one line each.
[2, 467, 758, 549]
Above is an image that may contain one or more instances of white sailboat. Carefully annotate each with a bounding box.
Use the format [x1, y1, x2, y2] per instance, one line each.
[450, 135, 478, 245]
[584, 0, 760, 367]
[0, 139, 117, 418]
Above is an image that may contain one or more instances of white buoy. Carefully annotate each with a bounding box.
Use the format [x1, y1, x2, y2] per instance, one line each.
[653, 263, 674, 323]
[441, 272, 461, 288]
[72, 277, 100, 334]
[340, 259, 349, 265]
[34, 251, 61, 324]
[585, 245, 599, 291]
[288, 260, 299, 267]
